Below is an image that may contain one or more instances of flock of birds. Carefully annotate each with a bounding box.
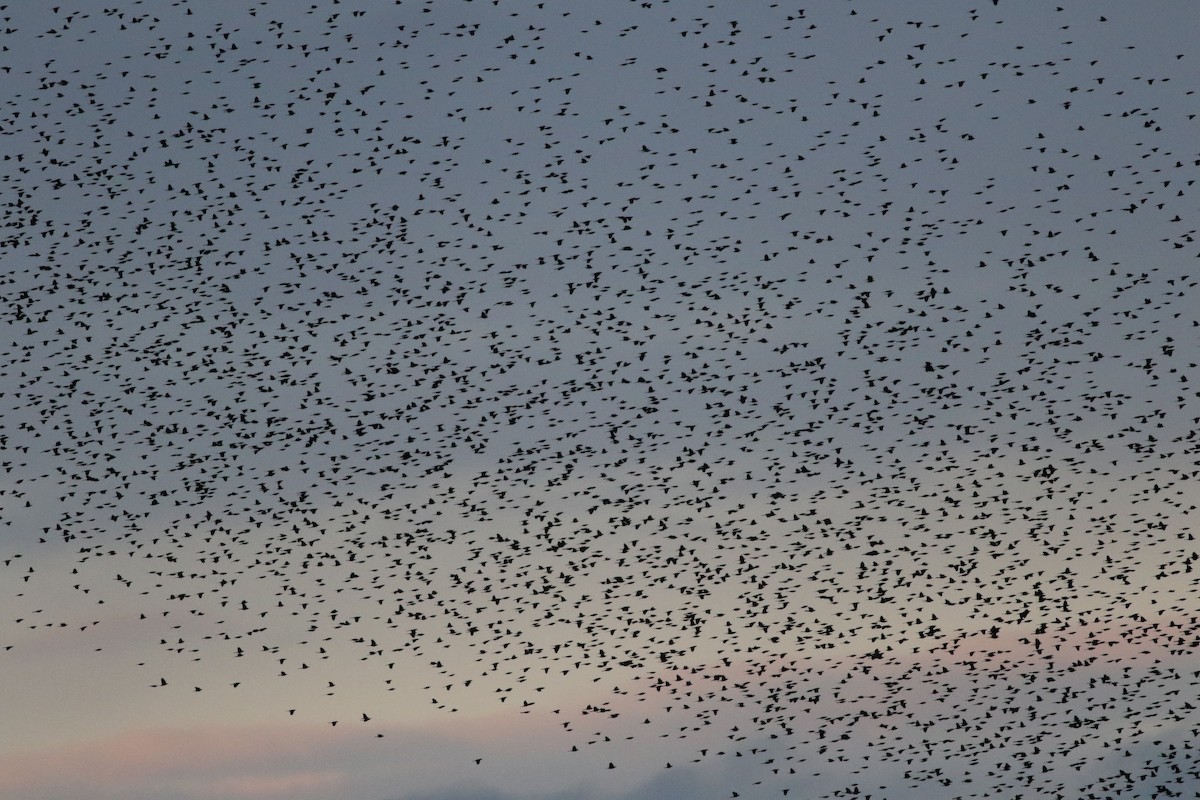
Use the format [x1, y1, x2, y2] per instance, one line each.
[1, 0, 1199, 798]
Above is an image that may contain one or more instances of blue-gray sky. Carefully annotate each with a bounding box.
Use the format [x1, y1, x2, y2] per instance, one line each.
[1, 1, 1198, 798]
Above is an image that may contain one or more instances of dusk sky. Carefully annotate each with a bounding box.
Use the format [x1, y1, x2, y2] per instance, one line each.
[1, 1, 1198, 799]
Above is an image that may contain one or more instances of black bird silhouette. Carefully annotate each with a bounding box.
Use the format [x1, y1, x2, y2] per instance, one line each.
[0, 2, 1197, 799]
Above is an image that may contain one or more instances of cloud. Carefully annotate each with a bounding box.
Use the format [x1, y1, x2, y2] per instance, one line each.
[394, 747, 797, 800]
[197, 772, 346, 799]
[0, 722, 475, 800]
[395, 771, 700, 800]
[0, 724, 340, 800]
[0, 713, 643, 800]
[401, 788, 592, 800]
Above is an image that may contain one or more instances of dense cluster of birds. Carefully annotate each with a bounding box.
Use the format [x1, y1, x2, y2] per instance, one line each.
[2, 0, 1199, 798]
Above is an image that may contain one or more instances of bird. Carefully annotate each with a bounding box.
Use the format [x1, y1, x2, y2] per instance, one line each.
[0, 2, 1196, 800]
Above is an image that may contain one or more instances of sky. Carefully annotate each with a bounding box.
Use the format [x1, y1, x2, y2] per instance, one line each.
[1, 0, 1198, 798]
